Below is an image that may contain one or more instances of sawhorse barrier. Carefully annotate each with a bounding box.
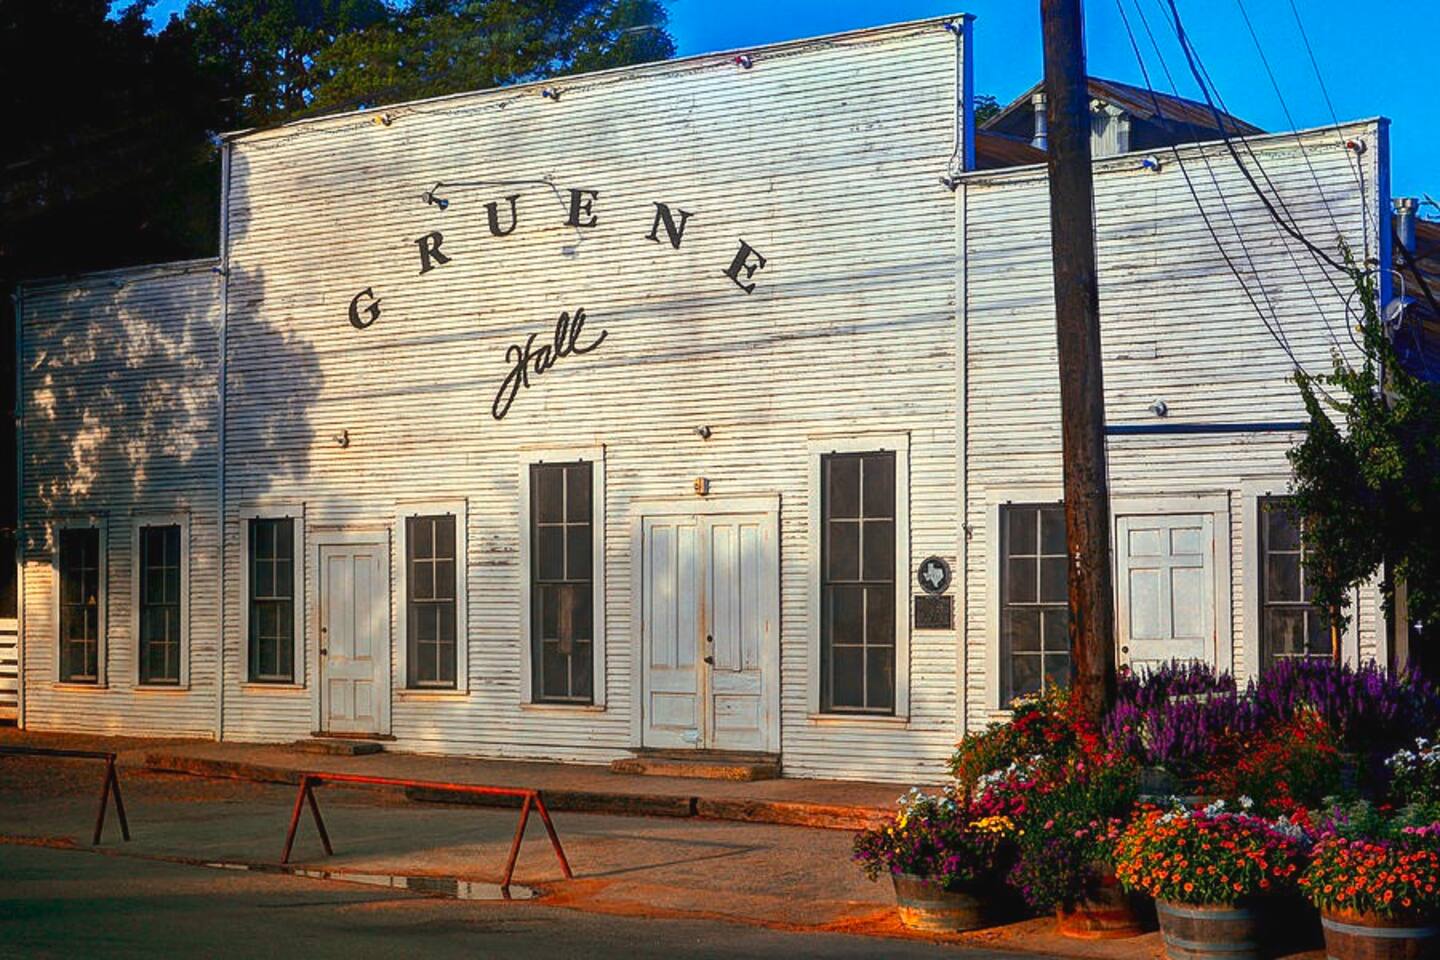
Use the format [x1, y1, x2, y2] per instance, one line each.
[280, 772, 573, 889]
[0, 746, 130, 844]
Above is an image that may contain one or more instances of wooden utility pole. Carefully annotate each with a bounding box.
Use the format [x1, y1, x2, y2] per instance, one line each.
[1041, 0, 1117, 722]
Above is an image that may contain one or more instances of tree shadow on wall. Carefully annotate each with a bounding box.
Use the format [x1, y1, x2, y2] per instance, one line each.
[24, 261, 320, 531]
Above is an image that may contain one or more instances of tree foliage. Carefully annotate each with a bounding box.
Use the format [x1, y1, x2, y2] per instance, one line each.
[1289, 263, 1440, 631]
[309, 0, 675, 115]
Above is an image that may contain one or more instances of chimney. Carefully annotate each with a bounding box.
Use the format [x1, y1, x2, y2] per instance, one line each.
[1395, 197, 1419, 253]
[1031, 91, 1048, 151]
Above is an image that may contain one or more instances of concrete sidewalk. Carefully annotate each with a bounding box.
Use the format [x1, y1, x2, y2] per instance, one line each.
[1, 729, 911, 830]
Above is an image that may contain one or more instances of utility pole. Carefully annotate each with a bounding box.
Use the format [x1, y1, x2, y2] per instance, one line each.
[1040, 0, 1117, 723]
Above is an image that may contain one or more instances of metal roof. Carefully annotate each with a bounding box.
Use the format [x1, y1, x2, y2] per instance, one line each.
[983, 76, 1265, 138]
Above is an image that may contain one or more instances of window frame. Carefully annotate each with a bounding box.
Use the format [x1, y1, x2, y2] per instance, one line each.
[995, 501, 1070, 705]
[806, 435, 910, 720]
[1240, 483, 1357, 679]
[395, 499, 468, 695]
[131, 513, 190, 688]
[239, 505, 305, 688]
[519, 447, 606, 709]
[51, 516, 108, 687]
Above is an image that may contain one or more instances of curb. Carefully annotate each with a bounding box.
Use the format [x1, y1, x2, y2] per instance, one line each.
[142, 752, 885, 831]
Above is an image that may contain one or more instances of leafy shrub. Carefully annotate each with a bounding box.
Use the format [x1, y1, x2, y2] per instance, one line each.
[1114, 801, 1309, 905]
[853, 788, 1014, 891]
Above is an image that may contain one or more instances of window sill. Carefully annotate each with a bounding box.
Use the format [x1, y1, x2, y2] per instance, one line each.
[134, 684, 191, 694]
[396, 688, 468, 700]
[806, 712, 909, 727]
[51, 682, 108, 692]
[240, 682, 306, 695]
[519, 701, 605, 713]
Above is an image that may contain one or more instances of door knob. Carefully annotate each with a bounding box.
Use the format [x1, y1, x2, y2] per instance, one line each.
[320, 647, 328, 656]
[1120, 645, 1129, 654]
[704, 655, 714, 665]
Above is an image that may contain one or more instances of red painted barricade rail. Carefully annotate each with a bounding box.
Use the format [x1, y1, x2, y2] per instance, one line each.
[0, 746, 131, 844]
[280, 772, 573, 889]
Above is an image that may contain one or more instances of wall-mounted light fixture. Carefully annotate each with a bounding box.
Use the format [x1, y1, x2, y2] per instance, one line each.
[1140, 155, 1162, 173]
[334, 429, 351, 448]
[422, 190, 449, 211]
[733, 55, 753, 70]
[373, 112, 395, 127]
[541, 86, 561, 101]
[1148, 399, 1169, 418]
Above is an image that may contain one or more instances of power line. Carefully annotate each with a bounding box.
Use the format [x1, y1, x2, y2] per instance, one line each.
[1159, 0, 1352, 277]
[1114, 0, 1311, 376]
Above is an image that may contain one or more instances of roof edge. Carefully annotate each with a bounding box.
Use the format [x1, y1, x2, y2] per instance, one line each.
[222, 12, 974, 144]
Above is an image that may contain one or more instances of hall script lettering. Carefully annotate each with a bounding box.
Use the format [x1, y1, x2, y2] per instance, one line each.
[492, 309, 607, 421]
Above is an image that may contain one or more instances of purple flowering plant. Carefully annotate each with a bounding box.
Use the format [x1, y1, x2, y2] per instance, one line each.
[853, 788, 1014, 891]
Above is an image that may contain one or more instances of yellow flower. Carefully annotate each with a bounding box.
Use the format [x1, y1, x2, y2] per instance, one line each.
[968, 816, 1015, 835]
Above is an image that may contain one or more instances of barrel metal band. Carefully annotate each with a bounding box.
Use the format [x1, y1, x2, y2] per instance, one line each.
[1158, 903, 1258, 922]
[1321, 917, 1440, 940]
[1160, 934, 1261, 955]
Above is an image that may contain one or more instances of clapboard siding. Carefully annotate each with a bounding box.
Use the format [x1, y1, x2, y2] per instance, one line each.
[18, 262, 222, 736]
[960, 122, 1386, 730]
[0, 618, 17, 719]
[216, 20, 968, 781]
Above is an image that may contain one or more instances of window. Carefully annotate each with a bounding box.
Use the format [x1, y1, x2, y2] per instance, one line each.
[1260, 498, 1332, 668]
[138, 524, 182, 685]
[58, 526, 102, 684]
[530, 462, 594, 703]
[248, 517, 295, 683]
[406, 515, 457, 688]
[1000, 503, 1069, 702]
[820, 451, 896, 714]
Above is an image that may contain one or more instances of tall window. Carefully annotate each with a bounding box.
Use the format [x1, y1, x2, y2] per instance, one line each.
[248, 518, 295, 683]
[821, 451, 895, 714]
[1260, 498, 1332, 668]
[406, 515, 457, 688]
[531, 462, 594, 703]
[58, 527, 102, 684]
[1000, 503, 1069, 702]
[138, 525, 182, 685]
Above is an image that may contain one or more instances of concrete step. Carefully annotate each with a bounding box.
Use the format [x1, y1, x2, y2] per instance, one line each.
[290, 738, 385, 757]
[609, 751, 780, 781]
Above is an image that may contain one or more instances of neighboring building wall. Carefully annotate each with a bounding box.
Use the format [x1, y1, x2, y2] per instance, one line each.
[18, 261, 221, 735]
[218, 20, 970, 781]
[958, 120, 1388, 730]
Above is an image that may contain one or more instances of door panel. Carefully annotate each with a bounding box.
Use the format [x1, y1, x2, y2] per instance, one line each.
[642, 518, 702, 749]
[706, 516, 770, 752]
[1117, 514, 1214, 673]
[319, 541, 389, 735]
[641, 511, 776, 753]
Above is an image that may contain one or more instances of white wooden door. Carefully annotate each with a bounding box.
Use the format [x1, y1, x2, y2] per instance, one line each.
[319, 541, 389, 735]
[1116, 514, 1215, 672]
[641, 513, 776, 752]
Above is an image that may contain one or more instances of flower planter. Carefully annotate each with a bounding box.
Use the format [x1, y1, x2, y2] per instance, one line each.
[1320, 909, 1440, 960]
[1156, 900, 1264, 960]
[891, 873, 988, 932]
[1056, 867, 1146, 940]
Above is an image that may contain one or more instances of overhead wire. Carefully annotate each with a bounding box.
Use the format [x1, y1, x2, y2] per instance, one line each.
[1116, 0, 1311, 375]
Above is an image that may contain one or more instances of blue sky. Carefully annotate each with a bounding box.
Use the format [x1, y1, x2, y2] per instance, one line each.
[134, 1, 1435, 199]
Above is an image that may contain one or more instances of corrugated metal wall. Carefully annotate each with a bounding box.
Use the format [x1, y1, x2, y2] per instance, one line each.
[959, 121, 1386, 729]
[218, 20, 969, 781]
[18, 261, 221, 735]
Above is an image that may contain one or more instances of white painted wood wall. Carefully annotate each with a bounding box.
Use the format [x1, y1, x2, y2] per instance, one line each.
[12, 15, 1393, 784]
[17, 262, 222, 735]
[957, 120, 1387, 731]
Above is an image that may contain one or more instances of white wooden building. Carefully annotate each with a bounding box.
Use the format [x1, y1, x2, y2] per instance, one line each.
[13, 15, 1394, 782]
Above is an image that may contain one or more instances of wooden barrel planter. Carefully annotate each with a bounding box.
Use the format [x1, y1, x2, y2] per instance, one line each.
[1320, 909, 1440, 960]
[1156, 900, 1264, 960]
[891, 873, 988, 932]
[1057, 868, 1147, 940]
